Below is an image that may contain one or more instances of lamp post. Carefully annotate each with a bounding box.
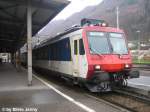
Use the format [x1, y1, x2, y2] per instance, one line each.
[116, 6, 119, 29]
[136, 30, 141, 63]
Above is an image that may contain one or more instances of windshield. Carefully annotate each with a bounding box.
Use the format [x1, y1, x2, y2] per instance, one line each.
[87, 32, 110, 54]
[109, 33, 128, 54]
[87, 32, 128, 54]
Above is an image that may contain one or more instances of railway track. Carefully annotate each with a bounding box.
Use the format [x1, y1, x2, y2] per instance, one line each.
[87, 87, 150, 112]
[113, 87, 150, 103]
[33, 69, 150, 112]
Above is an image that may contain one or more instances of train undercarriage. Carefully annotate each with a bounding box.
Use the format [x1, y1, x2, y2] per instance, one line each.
[85, 70, 140, 92]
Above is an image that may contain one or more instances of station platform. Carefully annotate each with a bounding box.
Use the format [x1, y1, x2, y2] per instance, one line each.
[128, 70, 150, 96]
[133, 64, 150, 69]
[0, 63, 87, 112]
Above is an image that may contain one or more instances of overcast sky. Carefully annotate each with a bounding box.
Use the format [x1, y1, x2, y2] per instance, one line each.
[38, 0, 103, 34]
[53, 0, 103, 21]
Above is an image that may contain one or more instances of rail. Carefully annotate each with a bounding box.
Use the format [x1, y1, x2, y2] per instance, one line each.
[113, 87, 150, 103]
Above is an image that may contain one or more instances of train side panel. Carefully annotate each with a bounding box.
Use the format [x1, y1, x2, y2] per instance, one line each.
[32, 29, 88, 79]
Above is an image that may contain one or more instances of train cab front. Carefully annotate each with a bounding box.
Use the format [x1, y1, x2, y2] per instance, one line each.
[82, 23, 139, 92]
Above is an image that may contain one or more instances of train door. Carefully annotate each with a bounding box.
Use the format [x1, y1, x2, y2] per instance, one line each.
[78, 38, 87, 78]
[72, 35, 87, 78]
[72, 36, 80, 77]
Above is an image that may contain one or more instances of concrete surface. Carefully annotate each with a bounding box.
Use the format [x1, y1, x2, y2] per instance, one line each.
[128, 70, 150, 96]
[0, 63, 85, 112]
[139, 70, 150, 76]
[128, 76, 150, 90]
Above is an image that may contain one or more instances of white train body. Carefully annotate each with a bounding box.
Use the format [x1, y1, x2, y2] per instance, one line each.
[33, 29, 88, 79]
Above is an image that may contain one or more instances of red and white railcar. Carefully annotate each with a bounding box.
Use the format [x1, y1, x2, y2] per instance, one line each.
[21, 19, 139, 92]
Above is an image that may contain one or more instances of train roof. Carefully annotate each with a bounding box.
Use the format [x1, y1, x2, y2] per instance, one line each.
[34, 26, 81, 49]
[33, 18, 124, 50]
[33, 18, 107, 49]
[34, 27, 124, 50]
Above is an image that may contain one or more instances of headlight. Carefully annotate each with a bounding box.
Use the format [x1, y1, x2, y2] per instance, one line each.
[95, 65, 101, 70]
[101, 22, 107, 27]
[125, 64, 130, 68]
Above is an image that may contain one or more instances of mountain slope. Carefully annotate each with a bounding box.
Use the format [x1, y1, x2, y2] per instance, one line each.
[39, 0, 150, 42]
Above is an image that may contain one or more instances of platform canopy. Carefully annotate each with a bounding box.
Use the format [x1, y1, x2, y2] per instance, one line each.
[0, 0, 70, 53]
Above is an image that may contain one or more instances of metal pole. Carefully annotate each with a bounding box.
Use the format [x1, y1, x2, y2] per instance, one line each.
[18, 50, 21, 71]
[136, 30, 141, 63]
[116, 6, 119, 29]
[27, 0, 32, 86]
[138, 32, 141, 63]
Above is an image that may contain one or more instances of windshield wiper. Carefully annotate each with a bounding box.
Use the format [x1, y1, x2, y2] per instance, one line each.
[109, 40, 127, 56]
[109, 42, 114, 53]
[109, 42, 122, 56]
[89, 45, 104, 57]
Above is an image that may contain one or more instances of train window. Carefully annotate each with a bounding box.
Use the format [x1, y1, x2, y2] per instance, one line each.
[109, 33, 128, 54]
[74, 40, 78, 55]
[87, 32, 110, 54]
[79, 39, 85, 55]
[56, 42, 59, 60]
[54, 44, 57, 60]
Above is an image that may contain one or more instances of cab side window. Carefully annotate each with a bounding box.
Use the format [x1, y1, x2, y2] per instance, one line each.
[79, 39, 85, 55]
[74, 40, 78, 55]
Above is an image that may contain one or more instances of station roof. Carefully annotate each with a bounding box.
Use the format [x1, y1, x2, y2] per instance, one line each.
[0, 0, 70, 53]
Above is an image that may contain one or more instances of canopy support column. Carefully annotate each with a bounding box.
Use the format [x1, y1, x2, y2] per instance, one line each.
[27, 0, 32, 86]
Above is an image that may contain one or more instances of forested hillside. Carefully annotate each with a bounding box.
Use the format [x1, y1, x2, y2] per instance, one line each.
[39, 0, 150, 42]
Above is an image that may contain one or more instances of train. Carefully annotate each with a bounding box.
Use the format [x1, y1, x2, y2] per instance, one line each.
[21, 18, 139, 92]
